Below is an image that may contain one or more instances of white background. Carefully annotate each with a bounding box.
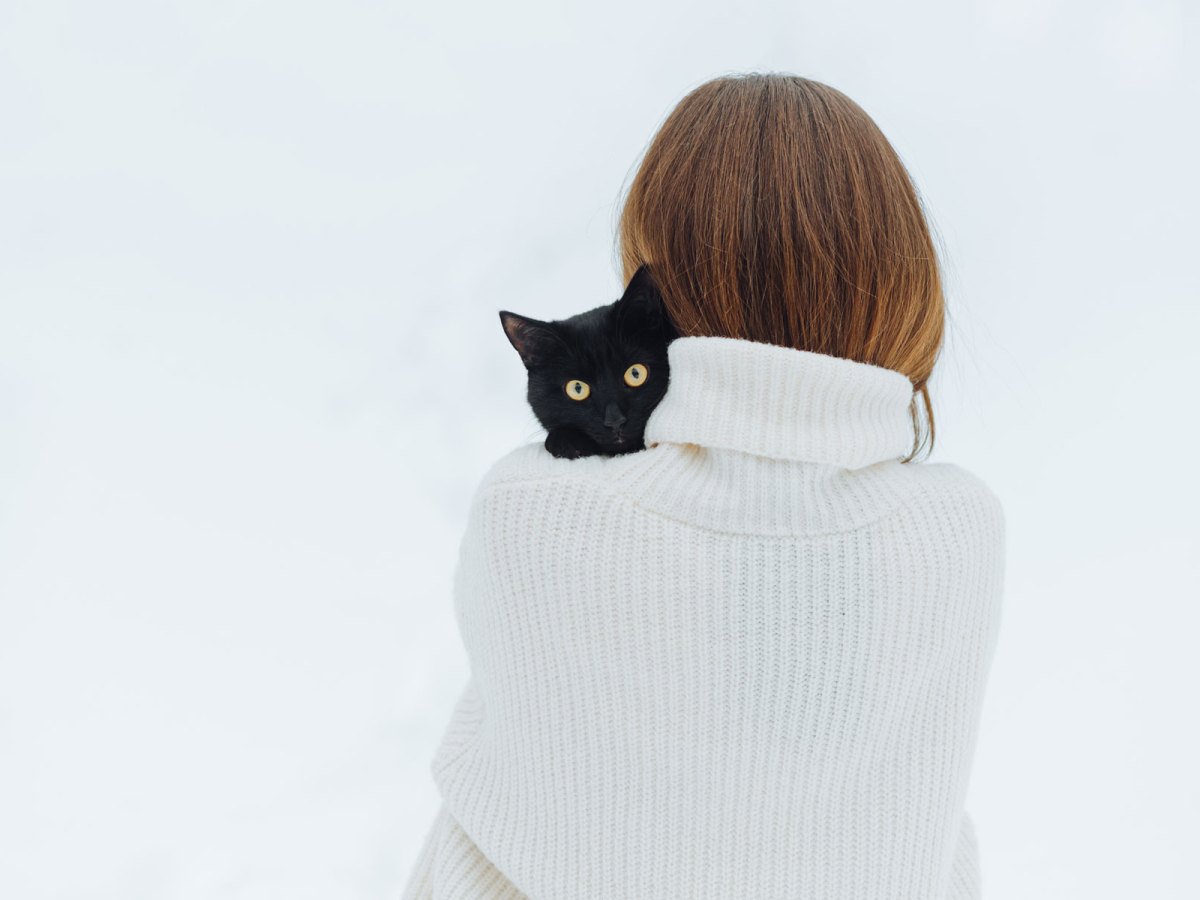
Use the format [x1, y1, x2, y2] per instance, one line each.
[2, 1, 1197, 898]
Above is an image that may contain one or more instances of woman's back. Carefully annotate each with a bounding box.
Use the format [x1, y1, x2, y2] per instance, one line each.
[414, 335, 1004, 899]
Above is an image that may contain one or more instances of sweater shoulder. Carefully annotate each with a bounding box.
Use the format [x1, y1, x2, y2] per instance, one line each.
[473, 440, 635, 494]
[903, 462, 1005, 533]
[475, 441, 551, 491]
[893, 462, 1007, 601]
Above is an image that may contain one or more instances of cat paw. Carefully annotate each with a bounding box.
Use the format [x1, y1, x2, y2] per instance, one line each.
[545, 429, 599, 459]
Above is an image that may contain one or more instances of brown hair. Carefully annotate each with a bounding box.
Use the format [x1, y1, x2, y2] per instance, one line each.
[617, 73, 944, 458]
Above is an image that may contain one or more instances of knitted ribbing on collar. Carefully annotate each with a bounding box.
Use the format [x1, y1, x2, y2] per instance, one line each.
[643, 336, 915, 468]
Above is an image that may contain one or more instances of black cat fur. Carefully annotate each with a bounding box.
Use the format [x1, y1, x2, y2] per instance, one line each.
[499, 265, 679, 459]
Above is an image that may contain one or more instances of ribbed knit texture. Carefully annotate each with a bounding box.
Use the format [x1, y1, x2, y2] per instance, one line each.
[403, 336, 1005, 900]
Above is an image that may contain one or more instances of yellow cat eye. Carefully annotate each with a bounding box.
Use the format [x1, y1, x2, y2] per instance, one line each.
[623, 363, 648, 387]
[565, 379, 591, 401]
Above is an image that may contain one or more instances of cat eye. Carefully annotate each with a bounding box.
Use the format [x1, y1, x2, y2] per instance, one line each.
[565, 379, 591, 401]
[623, 364, 648, 387]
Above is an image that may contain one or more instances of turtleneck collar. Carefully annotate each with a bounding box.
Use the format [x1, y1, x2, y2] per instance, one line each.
[642, 336, 915, 469]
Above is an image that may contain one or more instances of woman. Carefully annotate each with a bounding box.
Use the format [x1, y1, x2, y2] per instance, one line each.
[404, 73, 1004, 899]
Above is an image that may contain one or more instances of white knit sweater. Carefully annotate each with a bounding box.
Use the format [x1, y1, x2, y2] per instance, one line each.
[404, 336, 1005, 900]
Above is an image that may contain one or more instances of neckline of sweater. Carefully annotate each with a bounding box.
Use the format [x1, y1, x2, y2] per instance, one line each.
[642, 336, 915, 469]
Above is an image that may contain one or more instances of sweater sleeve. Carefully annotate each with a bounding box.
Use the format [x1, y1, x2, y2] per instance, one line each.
[401, 448, 546, 899]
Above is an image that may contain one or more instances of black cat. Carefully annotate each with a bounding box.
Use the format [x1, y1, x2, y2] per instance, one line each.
[499, 265, 678, 459]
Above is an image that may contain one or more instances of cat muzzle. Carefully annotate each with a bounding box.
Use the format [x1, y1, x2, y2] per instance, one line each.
[604, 404, 627, 430]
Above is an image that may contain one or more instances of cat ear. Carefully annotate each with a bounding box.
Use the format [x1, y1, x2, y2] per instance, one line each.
[617, 264, 674, 335]
[499, 310, 557, 368]
[618, 264, 659, 310]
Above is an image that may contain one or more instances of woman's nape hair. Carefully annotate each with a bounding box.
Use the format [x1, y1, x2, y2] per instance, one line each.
[617, 73, 945, 460]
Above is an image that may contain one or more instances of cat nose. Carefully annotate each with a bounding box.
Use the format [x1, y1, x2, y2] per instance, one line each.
[604, 403, 627, 430]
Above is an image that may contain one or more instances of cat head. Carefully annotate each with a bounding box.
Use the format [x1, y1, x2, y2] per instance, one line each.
[499, 265, 678, 455]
